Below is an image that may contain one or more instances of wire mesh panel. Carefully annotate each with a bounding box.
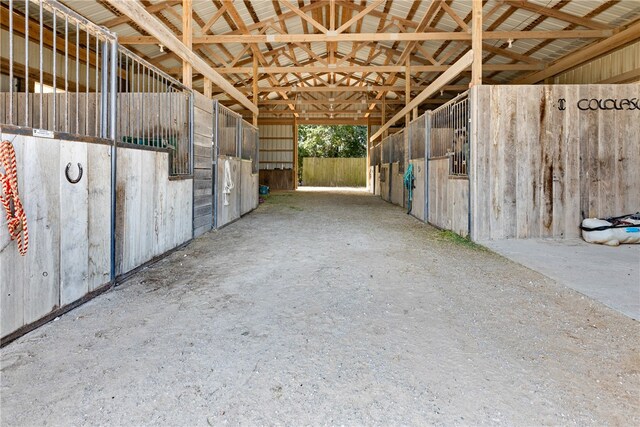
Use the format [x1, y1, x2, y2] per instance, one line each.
[241, 120, 259, 173]
[117, 47, 192, 176]
[217, 103, 241, 157]
[409, 114, 427, 160]
[429, 92, 469, 176]
[0, 0, 116, 138]
[389, 130, 405, 172]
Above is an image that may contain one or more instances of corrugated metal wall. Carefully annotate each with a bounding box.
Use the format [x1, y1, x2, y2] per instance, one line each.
[258, 123, 294, 170]
[551, 41, 640, 84]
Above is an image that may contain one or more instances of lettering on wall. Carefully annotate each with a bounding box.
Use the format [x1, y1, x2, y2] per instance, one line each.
[557, 98, 640, 111]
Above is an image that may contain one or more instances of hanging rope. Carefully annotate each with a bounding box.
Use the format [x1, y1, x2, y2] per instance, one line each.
[0, 140, 29, 256]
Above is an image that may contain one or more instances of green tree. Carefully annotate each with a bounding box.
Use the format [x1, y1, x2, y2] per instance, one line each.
[297, 125, 367, 182]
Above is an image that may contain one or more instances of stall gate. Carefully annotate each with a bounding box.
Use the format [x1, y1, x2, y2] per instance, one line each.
[383, 94, 471, 237]
[1, 1, 193, 343]
[213, 101, 259, 229]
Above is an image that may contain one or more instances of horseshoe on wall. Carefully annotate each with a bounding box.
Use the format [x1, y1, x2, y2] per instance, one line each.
[65, 162, 83, 184]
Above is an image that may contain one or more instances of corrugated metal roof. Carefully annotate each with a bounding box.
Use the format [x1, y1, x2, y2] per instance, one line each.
[54, 0, 640, 110]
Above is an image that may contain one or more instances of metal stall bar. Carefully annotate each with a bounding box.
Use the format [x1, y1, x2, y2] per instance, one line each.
[425, 112, 431, 222]
[1, 0, 115, 138]
[213, 100, 219, 229]
[109, 40, 118, 282]
[115, 46, 192, 176]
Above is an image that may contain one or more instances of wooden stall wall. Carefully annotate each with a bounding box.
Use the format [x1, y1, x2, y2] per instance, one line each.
[428, 158, 469, 237]
[302, 157, 366, 187]
[258, 124, 295, 190]
[1, 134, 110, 339]
[390, 163, 404, 207]
[216, 156, 241, 227]
[1, 93, 101, 137]
[380, 164, 390, 201]
[259, 169, 294, 191]
[471, 84, 640, 241]
[409, 159, 426, 221]
[240, 160, 258, 215]
[192, 93, 213, 237]
[374, 166, 381, 197]
[115, 147, 192, 275]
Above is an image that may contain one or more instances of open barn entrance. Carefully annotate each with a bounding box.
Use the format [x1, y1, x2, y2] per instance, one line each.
[298, 124, 367, 187]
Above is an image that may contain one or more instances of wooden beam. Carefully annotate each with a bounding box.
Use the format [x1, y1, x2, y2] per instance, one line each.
[260, 118, 376, 125]
[118, 29, 611, 45]
[279, 0, 328, 34]
[370, 50, 474, 143]
[203, 63, 543, 74]
[442, 2, 470, 33]
[102, 0, 180, 28]
[514, 20, 640, 84]
[405, 57, 411, 127]
[201, 3, 228, 34]
[471, 0, 482, 86]
[105, 0, 257, 114]
[597, 68, 640, 84]
[258, 99, 417, 105]
[220, 84, 469, 94]
[182, 0, 192, 88]
[204, 78, 212, 98]
[253, 55, 258, 126]
[504, 0, 611, 30]
[336, 0, 385, 34]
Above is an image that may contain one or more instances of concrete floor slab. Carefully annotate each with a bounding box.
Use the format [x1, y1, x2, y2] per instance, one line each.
[481, 238, 640, 320]
[2, 188, 639, 425]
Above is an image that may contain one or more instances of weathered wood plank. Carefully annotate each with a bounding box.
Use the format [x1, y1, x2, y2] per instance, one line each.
[86, 144, 111, 291]
[59, 140, 89, 306]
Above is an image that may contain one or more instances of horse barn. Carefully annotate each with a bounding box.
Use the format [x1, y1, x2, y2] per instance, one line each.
[1, 0, 639, 424]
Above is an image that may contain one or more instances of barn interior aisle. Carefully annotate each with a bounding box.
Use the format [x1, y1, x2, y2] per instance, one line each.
[1, 189, 638, 426]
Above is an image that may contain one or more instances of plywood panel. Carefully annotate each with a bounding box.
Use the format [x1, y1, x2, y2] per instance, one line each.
[59, 141, 89, 306]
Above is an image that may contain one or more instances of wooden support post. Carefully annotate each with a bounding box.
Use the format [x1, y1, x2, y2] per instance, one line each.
[471, 0, 482, 87]
[182, 0, 193, 88]
[204, 78, 212, 98]
[405, 57, 411, 127]
[413, 108, 418, 120]
[293, 117, 299, 190]
[382, 94, 387, 138]
[252, 55, 258, 126]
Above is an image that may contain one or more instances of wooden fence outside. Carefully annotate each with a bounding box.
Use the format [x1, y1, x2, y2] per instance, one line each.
[302, 157, 366, 187]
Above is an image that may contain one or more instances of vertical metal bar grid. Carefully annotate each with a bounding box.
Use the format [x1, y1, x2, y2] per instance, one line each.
[24, 0, 29, 127]
[39, 1, 43, 129]
[8, 0, 14, 124]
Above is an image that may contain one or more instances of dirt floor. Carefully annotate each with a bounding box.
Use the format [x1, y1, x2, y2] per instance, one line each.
[1, 188, 639, 426]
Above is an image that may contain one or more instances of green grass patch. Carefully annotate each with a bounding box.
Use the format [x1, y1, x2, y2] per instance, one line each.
[437, 230, 485, 250]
